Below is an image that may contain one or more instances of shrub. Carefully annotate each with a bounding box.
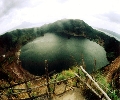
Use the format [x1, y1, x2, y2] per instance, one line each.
[56, 74, 66, 81]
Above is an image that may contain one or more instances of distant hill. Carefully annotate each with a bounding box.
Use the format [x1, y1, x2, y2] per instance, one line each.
[0, 19, 120, 62]
[95, 28, 120, 41]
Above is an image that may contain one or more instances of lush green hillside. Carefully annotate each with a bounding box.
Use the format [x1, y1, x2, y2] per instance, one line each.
[0, 19, 120, 62]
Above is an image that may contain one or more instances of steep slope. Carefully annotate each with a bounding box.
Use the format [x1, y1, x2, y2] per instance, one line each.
[0, 47, 35, 83]
[102, 56, 120, 87]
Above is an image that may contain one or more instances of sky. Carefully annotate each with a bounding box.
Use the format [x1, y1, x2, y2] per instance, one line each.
[0, 0, 120, 35]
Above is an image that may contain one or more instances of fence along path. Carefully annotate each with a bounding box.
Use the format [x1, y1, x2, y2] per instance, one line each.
[0, 61, 111, 100]
[75, 66, 111, 100]
[0, 74, 77, 100]
[0, 60, 77, 100]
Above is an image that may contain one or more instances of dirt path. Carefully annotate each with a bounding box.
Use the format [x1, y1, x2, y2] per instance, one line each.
[53, 87, 85, 100]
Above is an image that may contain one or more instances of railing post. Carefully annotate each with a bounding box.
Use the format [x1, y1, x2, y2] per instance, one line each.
[25, 81, 31, 98]
[93, 58, 96, 72]
[82, 58, 86, 70]
[78, 68, 80, 76]
[45, 60, 51, 99]
[53, 74, 58, 94]
[77, 68, 80, 87]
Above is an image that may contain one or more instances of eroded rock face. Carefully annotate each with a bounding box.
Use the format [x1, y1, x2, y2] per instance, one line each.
[101, 56, 120, 90]
[0, 48, 34, 83]
[112, 67, 120, 89]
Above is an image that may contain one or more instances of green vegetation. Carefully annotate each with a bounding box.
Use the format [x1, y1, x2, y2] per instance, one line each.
[94, 72, 120, 100]
[108, 90, 120, 100]
[51, 69, 75, 82]
[95, 72, 110, 88]
[72, 67, 85, 77]
[27, 81, 31, 88]
[6, 88, 13, 96]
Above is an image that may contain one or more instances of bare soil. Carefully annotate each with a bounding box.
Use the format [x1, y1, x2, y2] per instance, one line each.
[53, 87, 85, 100]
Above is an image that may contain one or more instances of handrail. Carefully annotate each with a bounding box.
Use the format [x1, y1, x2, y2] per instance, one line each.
[78, 66, 111, 100]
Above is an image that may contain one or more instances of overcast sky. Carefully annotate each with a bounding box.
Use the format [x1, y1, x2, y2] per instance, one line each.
[0, 0, 120, 35]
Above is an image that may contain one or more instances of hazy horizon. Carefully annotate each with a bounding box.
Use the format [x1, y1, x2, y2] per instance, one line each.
[0, 0, 120, 35]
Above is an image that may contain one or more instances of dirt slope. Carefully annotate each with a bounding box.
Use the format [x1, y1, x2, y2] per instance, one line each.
[102, 56, 120, 82]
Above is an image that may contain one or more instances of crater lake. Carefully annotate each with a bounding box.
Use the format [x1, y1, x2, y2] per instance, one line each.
[20, 33, 109, 75]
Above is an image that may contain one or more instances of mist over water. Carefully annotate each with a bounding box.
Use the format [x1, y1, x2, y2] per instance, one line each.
[20, 33, 109, 75]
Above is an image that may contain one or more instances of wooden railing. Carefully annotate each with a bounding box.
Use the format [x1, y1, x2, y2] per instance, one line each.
[75, 66, 111, 100]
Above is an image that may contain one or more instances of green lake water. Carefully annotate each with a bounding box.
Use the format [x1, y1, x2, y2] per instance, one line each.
[20, 33, 109, 75]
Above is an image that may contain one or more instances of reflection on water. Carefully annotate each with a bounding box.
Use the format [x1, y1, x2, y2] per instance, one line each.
[20, 33, 109, 75]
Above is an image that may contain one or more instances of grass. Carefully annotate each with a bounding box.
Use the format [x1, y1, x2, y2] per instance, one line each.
[51, 68, 77, 82]
[94, 71, 120, 100]
[95, 72, 110, 89]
